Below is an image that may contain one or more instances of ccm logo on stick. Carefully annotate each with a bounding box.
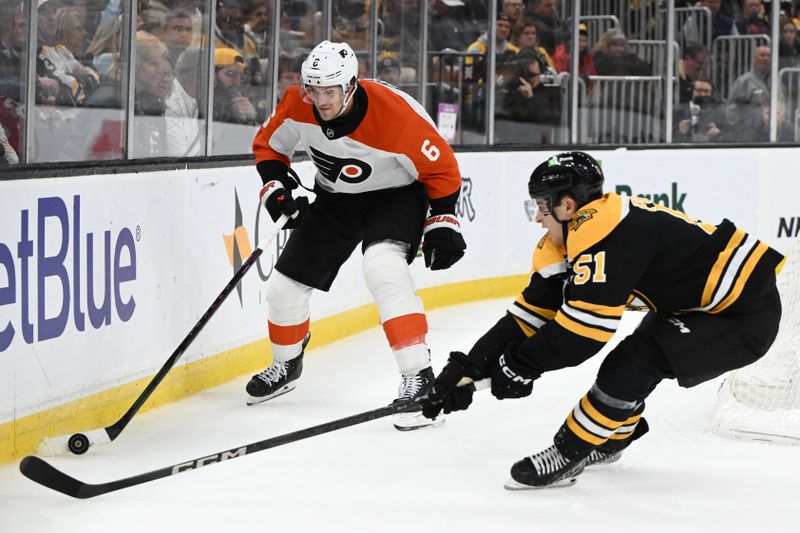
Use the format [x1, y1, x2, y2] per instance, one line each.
[172, 448, 248, 473]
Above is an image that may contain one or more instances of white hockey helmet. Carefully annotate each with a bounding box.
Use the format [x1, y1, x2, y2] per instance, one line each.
[301, 40, 358, 94]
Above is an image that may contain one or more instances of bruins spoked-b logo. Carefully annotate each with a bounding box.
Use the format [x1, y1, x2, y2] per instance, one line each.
[309, 145, 373, 184]
[570, 208, 597, 231]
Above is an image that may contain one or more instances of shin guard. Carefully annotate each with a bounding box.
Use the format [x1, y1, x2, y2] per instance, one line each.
[555, 383, 646, 462]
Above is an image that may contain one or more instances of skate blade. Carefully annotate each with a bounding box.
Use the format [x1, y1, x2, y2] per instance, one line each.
[503, 476, 579, 490]
[585, 454, 622, 468]
[246, 383, 297, 406]
[392, 412, 445, 431]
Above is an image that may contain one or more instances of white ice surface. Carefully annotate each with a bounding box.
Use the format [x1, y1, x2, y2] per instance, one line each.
[1, 299, 797, 533]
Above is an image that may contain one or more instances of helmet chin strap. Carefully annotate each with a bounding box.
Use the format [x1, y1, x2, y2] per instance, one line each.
[332, 81, 358, 119]
[547, 198, 572, 246]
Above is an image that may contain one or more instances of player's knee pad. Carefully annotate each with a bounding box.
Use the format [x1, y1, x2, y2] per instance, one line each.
[362, 240, 423, 320]
[265, 270, 313, 325]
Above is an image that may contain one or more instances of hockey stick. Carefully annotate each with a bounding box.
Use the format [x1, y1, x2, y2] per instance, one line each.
[21, 380, 491, 499]
[38, 213, 291, 456]
[21, 401, 408, 498]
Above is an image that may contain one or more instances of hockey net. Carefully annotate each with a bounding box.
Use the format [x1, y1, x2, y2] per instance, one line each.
[711, 238, 800, 445]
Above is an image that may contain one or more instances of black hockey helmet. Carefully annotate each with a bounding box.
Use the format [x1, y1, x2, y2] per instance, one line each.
[528, 152, 604, 212]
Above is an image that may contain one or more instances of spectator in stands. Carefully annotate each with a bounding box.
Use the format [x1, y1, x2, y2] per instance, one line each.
[38, 0, 58, 45]
[165, 47, 202, 157]
[0, 0, 23, 162]
[428, 0, 476, 52]
[465, 12, 519, 78]
[65, 31, 171, 160]
[0, 0, 25, 98]
[741, 12, 770, 36]
[551, 22, 595, 79]
[679, 42, 709, 103]
[502, 0, 526, 37]
[726, 44, 788, 139]
[155, 11, 195, 66]
[62, 0, 95, 59]
[0, 119, 18, 164]
[592, 28, 652, 76]
[497, 49, 560, 121]
[673, 78, 729, 142]
[39, 7, 100, 106]
[243, 0, 269, 58]
[462, 13, 519, 130]
[779, 18, 800, 69]
[133, 31, 174, 118]
[214, 0, 261, 83]
[213, 46, 257, 125]
[736, 0, 763, 34]
[329, 0, 368, 50]
[124, 32, 173, 157]
[752, 100, 795, 141]
[376, 0, 422, 84]
[297, 4, 322, 50]
[684, 0, 739, 42]
[525, 0, 564, 54]
[276, 53, 302, 101]
[512, 20, 554, 70]
[377, 54, 402, 86]
[793, 1, 800, 31]
[86, 16, 122, 77]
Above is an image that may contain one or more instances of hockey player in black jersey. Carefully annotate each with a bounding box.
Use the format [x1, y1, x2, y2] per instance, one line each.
[422, 151, 785, 489]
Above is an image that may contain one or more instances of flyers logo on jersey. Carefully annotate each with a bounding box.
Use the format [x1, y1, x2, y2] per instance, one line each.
[570, 208, 597, 232]
[309, 145, 373, 184]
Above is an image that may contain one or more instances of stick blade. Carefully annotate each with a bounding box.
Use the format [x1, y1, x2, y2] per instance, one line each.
[19, 456, 99, 499]
[36, 428, 112, 457]
[36, 436, 70, 457]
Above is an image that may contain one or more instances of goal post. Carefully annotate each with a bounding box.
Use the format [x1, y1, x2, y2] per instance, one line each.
[711, 238, 800, 445]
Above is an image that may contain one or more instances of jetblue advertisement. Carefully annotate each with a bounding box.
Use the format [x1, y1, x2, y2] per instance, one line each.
[2, 148, 797, 425]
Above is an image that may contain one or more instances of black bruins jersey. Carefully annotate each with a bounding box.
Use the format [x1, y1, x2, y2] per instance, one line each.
[507, 234, 566, 337]
[512, 193, 786, 375]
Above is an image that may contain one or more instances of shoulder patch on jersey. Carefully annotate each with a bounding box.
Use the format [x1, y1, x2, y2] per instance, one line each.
[570, 208, 597, 231]
[536, 234, 547, 250]
[566, 193, 628, 260]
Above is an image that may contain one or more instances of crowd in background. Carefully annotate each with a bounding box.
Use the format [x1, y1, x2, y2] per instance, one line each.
[1, 0, 799, 165]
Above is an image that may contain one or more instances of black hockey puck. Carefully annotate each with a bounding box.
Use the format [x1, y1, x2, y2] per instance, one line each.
[68, 433, 90, 455]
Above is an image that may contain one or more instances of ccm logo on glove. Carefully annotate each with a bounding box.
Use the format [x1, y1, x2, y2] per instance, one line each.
[498, 354, 532, 384]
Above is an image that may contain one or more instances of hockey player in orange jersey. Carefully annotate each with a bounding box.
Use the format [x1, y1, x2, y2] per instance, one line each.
[249, 40, 465, 430]
[421, 152, 785, 487]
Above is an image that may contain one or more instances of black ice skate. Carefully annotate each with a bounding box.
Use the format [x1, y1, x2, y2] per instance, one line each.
[586, 418, 649, 468]
[392, 366, 445, 431]
[504, 444, 586, 490]
[246, 333, 310, 405]
[585, 447, 623, 466]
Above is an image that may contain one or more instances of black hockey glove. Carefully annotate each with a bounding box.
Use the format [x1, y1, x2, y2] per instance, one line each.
[421, 351, 482, 419]
[490, 343, 538, 400]
[422, 214, 466, 270]
[259, 179, 309, 230]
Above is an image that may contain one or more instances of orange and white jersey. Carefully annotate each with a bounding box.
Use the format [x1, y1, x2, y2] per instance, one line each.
[252, 80, 461, 202]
